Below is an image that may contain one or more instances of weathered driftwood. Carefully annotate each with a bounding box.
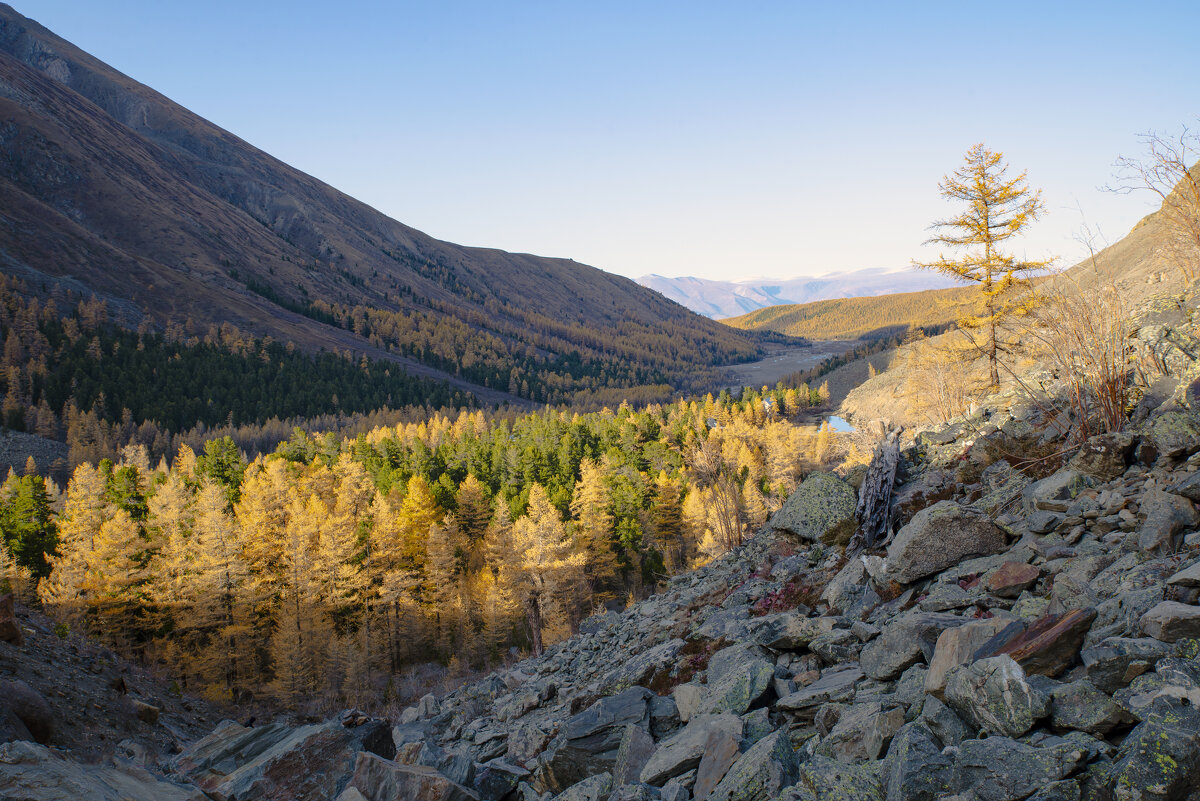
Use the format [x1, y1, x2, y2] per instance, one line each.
[849, 427, 902, 552]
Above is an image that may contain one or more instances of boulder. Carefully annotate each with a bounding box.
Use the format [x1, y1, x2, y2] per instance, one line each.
[0, 594, 21, 645]
[1137, 488, 1200, 555]
[986, 562, 1040, 598]
[925, 617, 1023, 697]
[672, 684, 703, 724]
[885, 502, 1006, 584]
[174, 719, 365, 800]
[983, 608, 1097, 677]
[1080, 636, 1174, 693]
[543, 687, 652, 791]
[768, 472, 857, 542]
[345, 753, 477, 801]
[706, 729, 799, 801]
[1046, 680, 1132, 736]
[1170, 471, 1200, 502]
[746, 612, 834, 650]
[600, 640, 686, 695]
[917, 696, 971, 748]
[860, 611, 965, 680]
[0, 740, 204, 801]
[0, 680, 52, 745]
[474, 761, 528, 801]
[1067, 433, 1134, 480]
[1139, 600, 1200, 642]
[949, 736, 1087, 801]
[639, 714, 742, 787]
[1113, 658, 1200, 721]
[880, 722, 953, 801]
[944, 656, 1050, 738]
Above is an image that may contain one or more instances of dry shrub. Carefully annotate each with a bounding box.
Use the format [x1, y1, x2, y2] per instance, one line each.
[901, 331, 988, 424]
[1020, 281, 1133, 441]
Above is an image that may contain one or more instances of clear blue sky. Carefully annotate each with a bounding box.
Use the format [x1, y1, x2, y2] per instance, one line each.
[21, 1, 1200, 280]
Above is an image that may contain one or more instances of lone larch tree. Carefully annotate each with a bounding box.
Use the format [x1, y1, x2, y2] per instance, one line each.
[916, 143, 1049, 387]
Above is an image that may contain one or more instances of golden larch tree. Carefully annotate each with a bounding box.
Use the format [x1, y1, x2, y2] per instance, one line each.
[915, 143, 1049, 387]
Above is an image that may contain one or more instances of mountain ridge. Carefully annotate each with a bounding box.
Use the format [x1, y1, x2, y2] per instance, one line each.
[0, 3, 773, 408]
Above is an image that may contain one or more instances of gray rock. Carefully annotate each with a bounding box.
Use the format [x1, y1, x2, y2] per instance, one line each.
[776, 665, 863, 720]
[1080, 636, 1174, 693]
[1067, 433, 1134, 480]
[606, 784, 660, 801]
[860, 611, 965, 680]
[1139, 600, 1200, 641]
[705, 644, 770, 683]
[1137, 488, 1200, 555]
[475, 761, 529, 801]
[768, 472, 857, 542]
[1023, 470, 1096, 514]
[705, 730, 798, 801]
[949, 737, 1087, 801]
[1170, 471, 1200, 502]
[0, 741, 203, 801]
[745, 613, 834, 651]
[543, 687, 652, 792]
[0, 680, 53, 745]
[808, 629, 861, 664]
[944, 656, 1050, 738]
[1047, 680, 1132, 736]
[600, 640, 686, 695]
[344, 753, 478, 801]
[660, 779, 689, 801]
[880, 722, 953, 801]
[649, 695, 680, 740]
[779, 755, 883, 801]
[886, 502, 1007, 584]
[918, 696, 971, 748]
[691, 726, 739, 801]
[613, 725, 657, 787]
[1113, 658, 1200, 721]
[639, 715, 742, 787]
[672, 685, 703, 724]
[1024, 780, 1080, 801]
[818, 701, 905, 763]
[1166, 559, 1200, 587]
[555, 772, 612, 801]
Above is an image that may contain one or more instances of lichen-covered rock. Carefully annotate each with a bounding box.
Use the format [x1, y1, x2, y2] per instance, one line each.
[1081, 636, 1174, 693]
[1023, 470, 1096, 514]
[944, 656, 1050, 738]
[705, 729, 798, 801]
[0, 741, 204, 801]
[694, 658, 774, 717]
[542, 687, 652, 792]
[880, 722, 953, 801]
[885, 502, 1007, 584]
[1047, 680, 1132, 736]
[817, 701, 905, 763]
[776, 665, 862, 720]
[612, 725, 656, 787]
[949, 737, 1087, 801]
[917, 696, 971, 748]
[1108, 696, 1200, 801]
[1137, 488, 1200, 555]
[1144, 410, 1200, 460]
[554, 771, 612, 801]
[768, 472, 857, 542]
[1166, 559, 1200, 587]
[344, 753, 478, 801]
[779, 755, 883, 801]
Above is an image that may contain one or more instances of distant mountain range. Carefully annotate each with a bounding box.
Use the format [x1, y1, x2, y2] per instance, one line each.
[637, 268, 962, 319]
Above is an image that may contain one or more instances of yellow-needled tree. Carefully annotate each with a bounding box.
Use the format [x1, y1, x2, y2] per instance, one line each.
[915, 144, 1049, 388]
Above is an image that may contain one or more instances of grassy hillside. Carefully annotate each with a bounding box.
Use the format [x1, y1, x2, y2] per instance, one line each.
[723, 284, 981, 340]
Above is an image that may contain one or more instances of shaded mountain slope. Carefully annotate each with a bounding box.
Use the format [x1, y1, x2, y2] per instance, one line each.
[0, 4, 772, 406]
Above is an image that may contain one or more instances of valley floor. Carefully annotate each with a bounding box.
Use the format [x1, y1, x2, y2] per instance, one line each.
[719, 340, 863, 392]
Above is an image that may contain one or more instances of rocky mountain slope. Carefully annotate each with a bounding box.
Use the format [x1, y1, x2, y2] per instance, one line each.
[5, 290, 1200, 800]
[637, 269, 960, 320]
[0, 4, 769, 407]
